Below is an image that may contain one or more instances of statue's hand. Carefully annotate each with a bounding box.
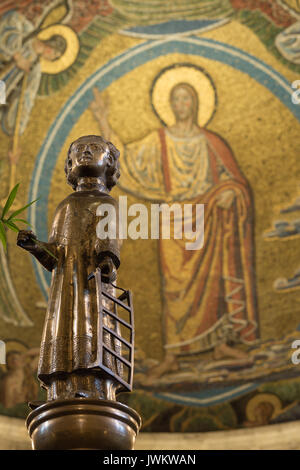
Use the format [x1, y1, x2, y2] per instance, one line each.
[17, 230, 38, 252]
[98, 257, 117, 283]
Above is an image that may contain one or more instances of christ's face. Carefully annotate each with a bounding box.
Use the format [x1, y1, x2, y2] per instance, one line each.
[171, 86, 194, 121]
[68, 137, 110, 179]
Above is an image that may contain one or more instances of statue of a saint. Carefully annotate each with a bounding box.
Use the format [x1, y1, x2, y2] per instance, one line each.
[17, 135, 123, 401]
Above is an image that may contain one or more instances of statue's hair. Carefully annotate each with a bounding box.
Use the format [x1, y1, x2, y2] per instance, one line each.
[64, 135, 120, 191]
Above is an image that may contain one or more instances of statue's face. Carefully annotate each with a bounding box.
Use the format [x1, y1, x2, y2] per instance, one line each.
[171, 86, 194, 121]
[68, 136, 110, 180]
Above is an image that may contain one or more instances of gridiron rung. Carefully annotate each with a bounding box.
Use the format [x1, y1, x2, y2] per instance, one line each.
[103, 345, 131, 367]
[103, 325, 132, 349]
[102, 291, 131, 312]
[99, 364, 131, 391]
[102, 307, 132, 329]
[118, 292, 129, 302]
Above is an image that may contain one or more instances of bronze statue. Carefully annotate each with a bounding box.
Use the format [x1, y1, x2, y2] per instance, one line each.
[17, 135, 140, 450]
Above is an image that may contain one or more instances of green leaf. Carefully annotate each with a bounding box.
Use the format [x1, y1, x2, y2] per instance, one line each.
[0, 221, 7, 251]
[1, 183, 20, 219]
[4, 220, 20, 233]
[12, 218, 32, 227]
[8, 198, 39, 221]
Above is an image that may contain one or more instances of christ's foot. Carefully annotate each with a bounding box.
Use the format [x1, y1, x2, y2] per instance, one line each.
[213, 343, 251, 361]
[140, 354, 179, 385]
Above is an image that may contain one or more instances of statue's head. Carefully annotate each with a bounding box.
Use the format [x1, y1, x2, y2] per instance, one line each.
[65, 135, 120, 191]
[170, 83, 198, 123]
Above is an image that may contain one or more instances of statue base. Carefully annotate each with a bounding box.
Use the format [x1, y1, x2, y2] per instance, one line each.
[26, 398, 142, 450]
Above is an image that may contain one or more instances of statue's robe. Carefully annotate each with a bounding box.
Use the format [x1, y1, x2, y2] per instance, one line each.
[114, 128, 258, 355]
[37, 190, 122, 392]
